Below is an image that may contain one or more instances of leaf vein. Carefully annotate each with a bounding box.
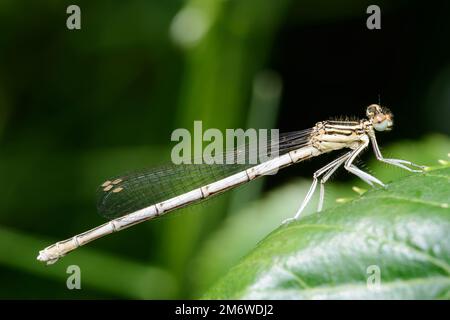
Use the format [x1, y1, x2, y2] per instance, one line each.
[365, 194, 449, 209]
[275, 265, 310, 289]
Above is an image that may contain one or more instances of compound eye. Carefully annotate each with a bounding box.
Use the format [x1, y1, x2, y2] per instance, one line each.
[366, 104, 381, 117]
[373, 118, 393, 131]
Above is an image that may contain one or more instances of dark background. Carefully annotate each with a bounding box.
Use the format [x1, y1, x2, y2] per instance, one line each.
[0, 0, 448, 298]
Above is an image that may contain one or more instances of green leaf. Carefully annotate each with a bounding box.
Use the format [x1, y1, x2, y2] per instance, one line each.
[203, 166, 450, 299]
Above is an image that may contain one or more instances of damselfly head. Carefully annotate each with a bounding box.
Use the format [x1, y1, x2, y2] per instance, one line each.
[366, 104, 393, 132]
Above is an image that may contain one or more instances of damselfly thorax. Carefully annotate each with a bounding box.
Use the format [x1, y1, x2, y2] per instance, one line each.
[312, 120, 368, 152]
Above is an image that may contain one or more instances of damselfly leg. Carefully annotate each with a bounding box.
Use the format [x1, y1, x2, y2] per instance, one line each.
[343, 136, 385, 187]
[369, 132, 425, 172]
[317, 151, 353, 211]
[282, 151, 353, 224]
[285, 130, 425, 224]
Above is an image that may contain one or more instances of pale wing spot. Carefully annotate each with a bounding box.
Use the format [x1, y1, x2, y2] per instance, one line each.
[103, 185, 113, 192]
[101, 180, 112, 187]
[112, 187, 123, 193]
[112, 179, 123, 185]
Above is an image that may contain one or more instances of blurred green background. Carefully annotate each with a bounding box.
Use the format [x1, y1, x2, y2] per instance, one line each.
[0, 0, 449, 298]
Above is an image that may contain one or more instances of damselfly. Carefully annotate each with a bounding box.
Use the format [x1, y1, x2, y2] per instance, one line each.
[37, 104, 424, 264]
